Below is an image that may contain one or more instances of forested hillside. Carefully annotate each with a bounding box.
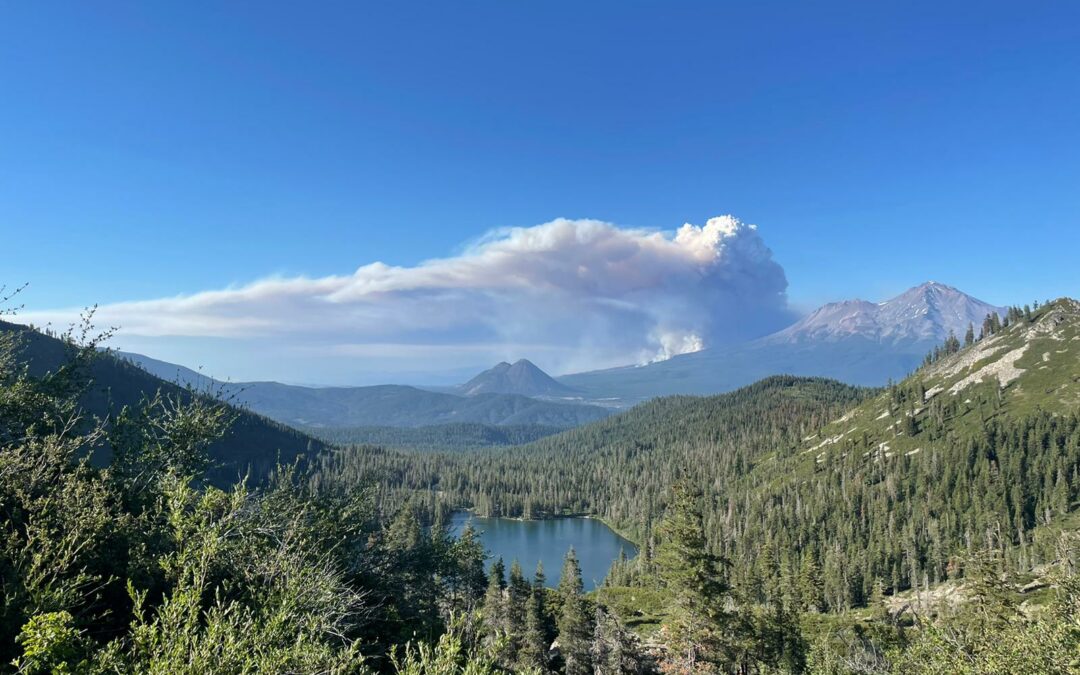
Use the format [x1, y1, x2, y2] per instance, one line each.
[1, 318, 323, 485]
[322, 299, 1080, 610]
[306, 422, 563, 451]
[315, 376, 870, 526]
[300, 299, 1080, 673]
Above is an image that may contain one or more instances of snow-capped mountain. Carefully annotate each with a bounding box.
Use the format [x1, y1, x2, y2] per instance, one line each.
[769, 282, 1006, 345]
[559, 282, 1007, 403]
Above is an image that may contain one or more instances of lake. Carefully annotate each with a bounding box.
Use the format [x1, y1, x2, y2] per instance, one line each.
[450, 512, 637, 591]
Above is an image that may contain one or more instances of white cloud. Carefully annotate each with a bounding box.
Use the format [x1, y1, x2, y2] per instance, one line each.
[19, 215, 793, 380]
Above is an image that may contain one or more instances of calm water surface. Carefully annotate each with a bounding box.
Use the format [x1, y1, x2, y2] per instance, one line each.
[450, 512, 637, 591]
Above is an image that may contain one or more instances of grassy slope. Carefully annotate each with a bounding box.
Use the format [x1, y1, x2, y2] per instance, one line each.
[795, 298, 1080, 468]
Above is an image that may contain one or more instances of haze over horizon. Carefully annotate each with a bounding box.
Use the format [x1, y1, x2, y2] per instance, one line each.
[12, 268, 1008, 386]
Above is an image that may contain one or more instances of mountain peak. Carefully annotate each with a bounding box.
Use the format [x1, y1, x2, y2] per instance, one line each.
[771, 282, 1005, 346]
[458, 359, 576, 397]
[895, 280, 963, 301]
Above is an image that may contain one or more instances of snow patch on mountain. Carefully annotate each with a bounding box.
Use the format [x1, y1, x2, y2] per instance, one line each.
[767, 282, 1005, 346]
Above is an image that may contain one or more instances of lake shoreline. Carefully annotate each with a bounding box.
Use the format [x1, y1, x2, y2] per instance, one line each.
[454, 508, 641, 547]
[450, 510, 638, 591]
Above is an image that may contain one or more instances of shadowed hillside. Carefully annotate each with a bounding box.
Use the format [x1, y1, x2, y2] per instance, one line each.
[1, 320, 323, 485]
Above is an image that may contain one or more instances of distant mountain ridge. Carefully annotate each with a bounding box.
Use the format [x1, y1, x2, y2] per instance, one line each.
[457, 358, 577, 397]
[1, 321, 324, 486]
[768, 282, 1004, 345]
[559, 282, 1007, 402]
[120, 281, 1007, 413]
[118, 352, 610, 429]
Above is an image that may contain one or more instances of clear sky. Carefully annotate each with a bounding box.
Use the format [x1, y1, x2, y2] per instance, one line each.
[3, 2, 1079, 383]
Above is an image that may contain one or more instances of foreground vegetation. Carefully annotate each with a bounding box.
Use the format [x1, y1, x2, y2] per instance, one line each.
[0, 316, 500, 672]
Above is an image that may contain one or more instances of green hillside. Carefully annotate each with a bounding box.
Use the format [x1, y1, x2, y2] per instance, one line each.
[328, 299, 1080, 611]
[805, 297, 1080, 459]
[1, 320, 324, 485]
[698, 298, 1080, 608]
[317, 375, 872, 525]
[305, 421, 563, 450]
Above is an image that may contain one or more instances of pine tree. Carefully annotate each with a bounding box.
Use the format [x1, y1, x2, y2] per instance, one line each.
[450, 523, 488, 610]
[798, 554, 824, 613]
[869, 577, 888, 622]
[903, 408, 918, 437]
[483, 557, 507, 645]
[556, 548, 592, 675]
[655, 482, 735, 670]
[962, 550, 1018, 632]
[519, 563, 550, 672]
[506, 559, 530, 661]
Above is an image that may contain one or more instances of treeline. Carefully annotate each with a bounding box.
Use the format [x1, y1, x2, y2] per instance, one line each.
[305, 422, 563, 451]
[313, 376, 870, 524]
[922, 300, 1047, 367]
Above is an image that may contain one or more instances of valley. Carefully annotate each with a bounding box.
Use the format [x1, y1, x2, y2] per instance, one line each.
[309, 296, 1080, 670]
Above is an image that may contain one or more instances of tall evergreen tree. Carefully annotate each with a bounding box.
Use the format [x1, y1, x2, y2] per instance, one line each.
[449, 523, 488, 610]
[591, 606, 643, 674]
[506, 559, 530, 661]
[519, 563, 550, 672]
[482, 557, 507, 648]
[655, 483, 738, 670]
[556, 548, 592, 675]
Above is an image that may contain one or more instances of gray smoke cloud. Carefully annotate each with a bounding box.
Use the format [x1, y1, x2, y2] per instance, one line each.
[19, 215, 794, 381]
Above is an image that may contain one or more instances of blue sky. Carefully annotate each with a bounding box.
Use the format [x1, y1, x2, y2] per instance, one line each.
[3, 2, 1079, 382]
